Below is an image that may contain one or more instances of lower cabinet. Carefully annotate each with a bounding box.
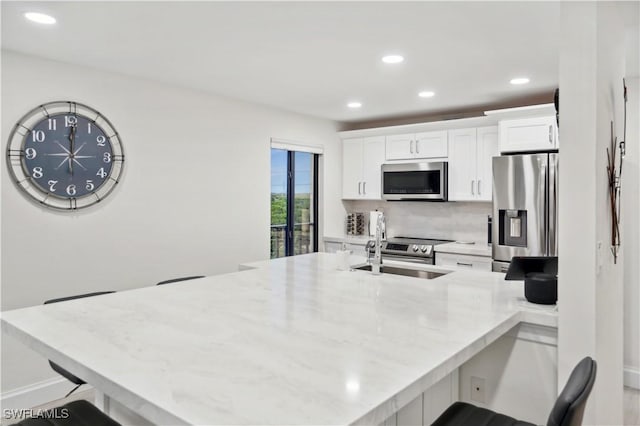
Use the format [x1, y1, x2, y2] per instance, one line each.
[435, 252, 492, 271]
[324, 240, 368, 255]
[379, 323, 557, 426]
[381, 371, 458, 426]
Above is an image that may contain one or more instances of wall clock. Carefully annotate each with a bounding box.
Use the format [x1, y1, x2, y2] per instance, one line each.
[6, 101, 124, 210]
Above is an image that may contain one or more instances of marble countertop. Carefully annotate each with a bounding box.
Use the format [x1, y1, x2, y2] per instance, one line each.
[2, 253, 556, 425]
[435, 241, 492, 257]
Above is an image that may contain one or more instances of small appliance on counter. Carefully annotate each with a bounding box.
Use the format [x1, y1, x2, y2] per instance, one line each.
[346, 212, 365, 235]
[504, 256, 558, 305]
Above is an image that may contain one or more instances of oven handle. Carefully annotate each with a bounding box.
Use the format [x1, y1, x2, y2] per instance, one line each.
[379, 253, 435, 265]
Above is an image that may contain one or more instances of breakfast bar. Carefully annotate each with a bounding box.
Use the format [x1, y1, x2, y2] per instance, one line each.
[1, 253, 557, 425]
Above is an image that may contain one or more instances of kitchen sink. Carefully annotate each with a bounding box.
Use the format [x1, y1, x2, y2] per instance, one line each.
[354, 264, 446, 279]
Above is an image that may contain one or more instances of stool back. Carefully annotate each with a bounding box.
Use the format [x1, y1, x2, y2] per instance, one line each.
[547, 357, 597, 426]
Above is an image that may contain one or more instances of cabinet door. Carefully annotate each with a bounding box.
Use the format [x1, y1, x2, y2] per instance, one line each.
[342, 138, 363, 199]
[396, 393, 423, 426]
[414, 130, 448, 159]
[362, 136, 386, 199]
[448, 128, 477, 201]
[475, 126, 499, 202]
[385, 133, 414, 160]
[499, 116, 557, 153]
[323, 241, 342, 253]
[436, 252, 492, 271]
[423, 371, 458, 425]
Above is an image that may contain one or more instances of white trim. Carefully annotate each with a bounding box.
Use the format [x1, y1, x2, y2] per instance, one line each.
[625, 366, 640, 389]
[484, 103, 555, 116]
[0, 376, 88, 411]
[270, 138, 323, 154]
[338, 115, 497, 139]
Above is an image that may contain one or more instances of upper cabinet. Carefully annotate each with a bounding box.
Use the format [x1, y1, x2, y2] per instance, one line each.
[498, 115, 559, 153]
[385, 130, 448, 160]
[342, 136, 385, 200]
[448, 126, 498, 202]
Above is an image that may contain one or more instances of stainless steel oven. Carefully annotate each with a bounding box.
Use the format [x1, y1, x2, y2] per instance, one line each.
[381, 162, 448, 201]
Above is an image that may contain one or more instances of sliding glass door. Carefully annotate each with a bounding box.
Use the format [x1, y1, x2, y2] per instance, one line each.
[270, 148, 318, 259]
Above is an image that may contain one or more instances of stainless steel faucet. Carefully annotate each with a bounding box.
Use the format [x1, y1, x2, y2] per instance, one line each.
[371, 213, 385, 275]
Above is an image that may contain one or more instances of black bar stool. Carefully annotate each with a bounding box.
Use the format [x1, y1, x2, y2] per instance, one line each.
[431, 357, 597, 426]
[9, 400, 120, 426]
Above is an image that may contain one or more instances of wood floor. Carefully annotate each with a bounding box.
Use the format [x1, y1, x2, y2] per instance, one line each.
[3, 386, 640, 425]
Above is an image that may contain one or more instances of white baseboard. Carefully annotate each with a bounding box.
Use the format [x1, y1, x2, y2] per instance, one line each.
[1, 377, 84, 411]
[625, 366, 640, 390]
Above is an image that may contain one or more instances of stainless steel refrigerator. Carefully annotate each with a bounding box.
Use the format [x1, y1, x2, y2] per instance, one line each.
[492, 153, 558, 272]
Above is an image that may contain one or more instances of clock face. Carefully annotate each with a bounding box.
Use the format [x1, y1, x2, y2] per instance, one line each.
[6, 102, 124, 210]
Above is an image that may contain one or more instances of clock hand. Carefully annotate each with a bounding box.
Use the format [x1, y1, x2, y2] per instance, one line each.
[73, 155, 96, 159]
[68, 126, 77, 175]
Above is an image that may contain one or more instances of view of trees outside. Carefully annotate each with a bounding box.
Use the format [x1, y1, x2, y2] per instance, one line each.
[270, 149, 314, 258]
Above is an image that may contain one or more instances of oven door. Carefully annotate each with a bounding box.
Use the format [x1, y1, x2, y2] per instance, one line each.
[382, 162, 448, 201]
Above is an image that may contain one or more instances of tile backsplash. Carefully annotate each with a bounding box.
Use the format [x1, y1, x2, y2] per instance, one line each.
[343, 200, 491, 244]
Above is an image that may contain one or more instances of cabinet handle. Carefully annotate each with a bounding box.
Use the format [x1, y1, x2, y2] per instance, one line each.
[358, 182, 362, 195]
[478, 180, 481, 195]
[410, 140, 414, 154]
[549, 125, 553, 143]
[471, 180, 475, 195]
[362, 182, 366, 194]
[457, 262, 473, 267]
[416, 140, 420, 154]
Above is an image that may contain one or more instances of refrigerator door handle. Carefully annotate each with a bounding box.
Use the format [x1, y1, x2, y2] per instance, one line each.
[541, 161, 549, 256]
[548, 154, 558, 256]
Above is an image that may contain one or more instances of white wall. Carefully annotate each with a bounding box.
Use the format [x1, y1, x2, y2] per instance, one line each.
[623, 77, 640, 387]
[341, 200, 491, 243]
[0, 51, 344, 395]
[558, 3, 626, 424]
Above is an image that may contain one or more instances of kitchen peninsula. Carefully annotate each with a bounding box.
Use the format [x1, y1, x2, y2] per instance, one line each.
[1, 253, 557, 425]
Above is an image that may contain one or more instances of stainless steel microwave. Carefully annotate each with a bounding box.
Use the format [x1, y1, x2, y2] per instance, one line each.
[381, 162, 448, 201]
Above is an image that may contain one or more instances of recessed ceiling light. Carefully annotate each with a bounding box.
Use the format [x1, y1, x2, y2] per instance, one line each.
[418, 91, 435, 98]
[382, 55, 404, 64]
[24, 12, 56, 25]
[510, 77, 530, 85]
[347, 102, 362, 109]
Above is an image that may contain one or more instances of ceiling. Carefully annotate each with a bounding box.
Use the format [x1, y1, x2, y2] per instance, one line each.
[0, 2, 635, 123]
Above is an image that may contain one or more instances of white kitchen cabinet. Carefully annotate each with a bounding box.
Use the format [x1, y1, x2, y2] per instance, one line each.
[423, 371, 459, 425]
[342, 136, 386, 199]
[397, 394, 423, 426]
[435, 252, 492, 271]
[323, 240, 368, 254]
[498, 116, 558, 153]
[379, 369, 458, 426]
[475, 127, 498, 201]
[447, 126, 498, 201]
[385, 131, 448, 160]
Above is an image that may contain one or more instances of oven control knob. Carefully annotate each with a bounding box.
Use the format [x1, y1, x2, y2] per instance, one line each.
[412, 244, 419, 252]
[420, 245, 428, 253]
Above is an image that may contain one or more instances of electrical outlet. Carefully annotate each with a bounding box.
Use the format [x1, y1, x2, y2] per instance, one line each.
[470, 376, 486, 403]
